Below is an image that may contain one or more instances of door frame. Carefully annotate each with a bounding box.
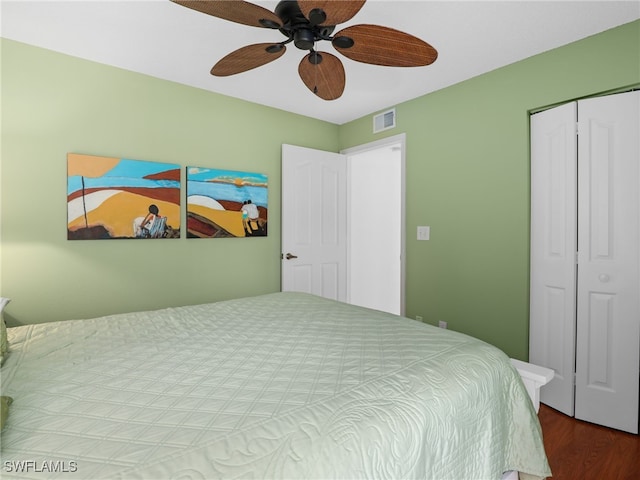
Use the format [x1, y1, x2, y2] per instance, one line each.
[341, 133, 407, 316]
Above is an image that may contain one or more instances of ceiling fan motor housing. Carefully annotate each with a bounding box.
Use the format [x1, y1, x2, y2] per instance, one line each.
[275, 0, 336, 51]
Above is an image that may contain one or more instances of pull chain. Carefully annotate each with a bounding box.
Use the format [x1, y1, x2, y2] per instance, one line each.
[313, 41, 318, 95]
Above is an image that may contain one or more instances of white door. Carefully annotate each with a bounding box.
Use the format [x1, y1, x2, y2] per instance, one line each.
[529, 101, 578, 417]
[574, 91, 640, 433]
[530, 91, 640, 433]
[281, 144, 347, 301]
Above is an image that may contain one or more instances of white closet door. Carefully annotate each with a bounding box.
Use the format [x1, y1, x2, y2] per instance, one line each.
[575, 91, 640, 434]
[529, 102, 578, 416]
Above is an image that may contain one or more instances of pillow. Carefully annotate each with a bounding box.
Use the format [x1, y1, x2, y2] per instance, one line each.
[0, 297, 10, 365]
[0, 396, 12, 430]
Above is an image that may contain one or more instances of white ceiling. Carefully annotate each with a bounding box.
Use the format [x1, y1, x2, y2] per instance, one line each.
[2, 0, 639, 124]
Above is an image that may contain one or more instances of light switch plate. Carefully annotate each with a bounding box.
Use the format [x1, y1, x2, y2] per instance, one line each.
[417, 226, 430, 240]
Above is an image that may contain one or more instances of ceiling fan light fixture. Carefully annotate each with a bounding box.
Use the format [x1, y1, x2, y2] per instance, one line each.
[308, 8, 327, 26]
[294, 28, 316, 50]
[308, 51, 323, 65]
[266, 44, 285, 54]
[259, 18, 281, 29]
[332, 36, 354, 49]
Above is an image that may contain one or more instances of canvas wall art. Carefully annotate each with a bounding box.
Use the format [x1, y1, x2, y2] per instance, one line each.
[67, 154, 181, 240]
[186, 167, 268, 238]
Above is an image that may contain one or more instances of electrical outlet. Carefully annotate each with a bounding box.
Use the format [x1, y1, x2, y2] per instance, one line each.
[417, 226, 430, 241]
[438, 320, 448, 329]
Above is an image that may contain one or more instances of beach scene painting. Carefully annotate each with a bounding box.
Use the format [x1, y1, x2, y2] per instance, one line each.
[67, 154, 181, 240]
[186, 167, 268, 238]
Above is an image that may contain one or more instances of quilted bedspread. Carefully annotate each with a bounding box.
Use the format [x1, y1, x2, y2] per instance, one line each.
[0, 292, 550, 479]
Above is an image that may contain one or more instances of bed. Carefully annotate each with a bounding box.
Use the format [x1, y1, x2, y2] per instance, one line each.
[0, 292, 550, 479]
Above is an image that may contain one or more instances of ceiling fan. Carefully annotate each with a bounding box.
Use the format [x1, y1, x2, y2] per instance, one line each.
[171, 0, 438, 100]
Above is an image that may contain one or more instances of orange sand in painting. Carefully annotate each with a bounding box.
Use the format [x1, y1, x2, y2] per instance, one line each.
[67, 154, 121, 178]
[68, 191, 180, 238]
[188, 204, 245, 237]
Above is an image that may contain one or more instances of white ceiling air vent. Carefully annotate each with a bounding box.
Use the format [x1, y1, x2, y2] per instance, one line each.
[373, 108, 396, 133]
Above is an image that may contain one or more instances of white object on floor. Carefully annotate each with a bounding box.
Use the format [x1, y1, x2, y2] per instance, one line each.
[510, 358, 555, 413]
[501, 360, 554, 480]
[501, 470, 519, 480]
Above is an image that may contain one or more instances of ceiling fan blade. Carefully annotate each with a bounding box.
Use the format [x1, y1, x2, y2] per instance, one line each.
[171, 0, 282, 28]
[298, 51, 345, 101]
[333, 24, 438, 67]
[211, 43, 286, 76]
[297, 0, 366, 26]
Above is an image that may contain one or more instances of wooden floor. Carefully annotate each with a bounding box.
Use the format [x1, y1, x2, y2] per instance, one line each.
[537, 404, 640, 480]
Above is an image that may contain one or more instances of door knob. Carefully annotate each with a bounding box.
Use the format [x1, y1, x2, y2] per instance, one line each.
[285, 253, 298, 260]
[598, 274, 610, 283]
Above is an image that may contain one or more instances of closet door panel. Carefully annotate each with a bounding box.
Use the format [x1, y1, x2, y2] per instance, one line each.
[575, 91, 640, 434]
[529, 102, 578, 416]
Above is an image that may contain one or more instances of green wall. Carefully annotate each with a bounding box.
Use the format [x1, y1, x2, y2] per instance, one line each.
[1, 20, 639, 361]
[0, 38, 338, 325]
[340, 20, 640, 359]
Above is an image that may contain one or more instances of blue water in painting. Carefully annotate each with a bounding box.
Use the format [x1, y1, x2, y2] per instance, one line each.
[68, 176, 178, 194]
[186, 167, 268, 208]
[68, 159, 179, 195]
[187, 181, 267, 208]
[68, 161, 268, 209]
[187, 167, 267, 184]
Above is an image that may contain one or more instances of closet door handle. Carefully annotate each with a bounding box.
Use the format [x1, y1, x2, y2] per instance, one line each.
[285, 253, 298, 260]
[598, 274, 610, 283]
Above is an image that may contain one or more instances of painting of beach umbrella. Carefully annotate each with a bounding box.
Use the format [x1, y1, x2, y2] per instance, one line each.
[67, 154, 181, 240]
[186, 167, 268, 238]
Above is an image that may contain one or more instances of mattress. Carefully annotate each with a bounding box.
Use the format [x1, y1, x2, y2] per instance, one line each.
[0, 292, 550, 479]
